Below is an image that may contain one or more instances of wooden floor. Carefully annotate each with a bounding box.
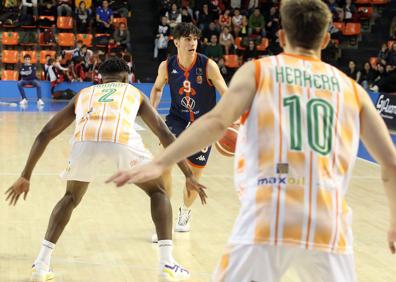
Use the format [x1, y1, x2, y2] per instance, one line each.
[0, 112, 395, 282]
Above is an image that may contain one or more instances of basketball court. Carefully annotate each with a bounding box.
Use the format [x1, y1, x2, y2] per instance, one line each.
[1, 107, 395, 282]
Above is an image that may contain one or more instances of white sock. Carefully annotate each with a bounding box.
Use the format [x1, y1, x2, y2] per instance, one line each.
[34, 240, 55, 270]
[158, 240, 174, 265]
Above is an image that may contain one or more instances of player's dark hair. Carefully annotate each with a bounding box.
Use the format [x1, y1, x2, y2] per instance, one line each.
[172, 22, 201, 40]
[98, 57, 130, 75]
[281, 0, 331, 50]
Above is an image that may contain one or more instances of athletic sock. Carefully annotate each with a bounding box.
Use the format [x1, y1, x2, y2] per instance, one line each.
[158, 240, 174, 265]
[34, 240, 55, 270]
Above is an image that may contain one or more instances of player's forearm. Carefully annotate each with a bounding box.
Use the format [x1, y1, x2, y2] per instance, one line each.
[157, 113, 228, 168]
[382, 164, 396, 228]
[21, 132, 52, 180]
[150, 89, 162, 109]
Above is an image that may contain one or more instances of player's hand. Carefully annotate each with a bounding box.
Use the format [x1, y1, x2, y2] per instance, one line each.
[5, 177, 30, 206]
[388, 228, 396, 254]
[106, 160, 165, 187]
[185, 176, 207, 205]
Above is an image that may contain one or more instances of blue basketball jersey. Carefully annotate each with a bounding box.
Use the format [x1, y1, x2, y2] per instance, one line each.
[167, 53, 217, 122]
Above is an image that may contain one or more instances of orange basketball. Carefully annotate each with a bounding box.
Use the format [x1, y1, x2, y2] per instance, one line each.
[215, 124, 240, 157]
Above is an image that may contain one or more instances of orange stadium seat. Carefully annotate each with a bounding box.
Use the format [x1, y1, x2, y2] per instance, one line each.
[342, 23, 361, 36]
[57, 16, 74, 30]
[235, 37, 246, 51]
[333, 22, 345, 33]
[2, 50, 19, 64]
[256, 37, 269, 51]
[113, 17, 127, 29]
[77, 34, 93, 47]
[354, 0, 370, 4]
[2, 32, 19, 46]
[1, 70, 19, 81]
[58, 33, 76, 47]
[39, 50, 56, 65]
[370, 0, 390, 5]
[20, 51, 37, 64]
[224, 54, 240, 68]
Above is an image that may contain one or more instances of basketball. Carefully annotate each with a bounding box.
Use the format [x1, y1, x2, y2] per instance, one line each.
[215, 124, 240, 157]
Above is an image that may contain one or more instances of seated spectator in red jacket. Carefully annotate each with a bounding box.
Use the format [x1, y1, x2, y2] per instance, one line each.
[96, 0, 114, 33]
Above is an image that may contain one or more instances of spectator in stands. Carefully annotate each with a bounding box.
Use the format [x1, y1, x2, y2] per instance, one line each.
[75, 0, 92, 33]
[346, 60, 361, 81]
[0, 0, 20, 25]
[340, 0, 357, 22]
[371, 63, 385, 92]
[232, 8, 242, 28]
[181, 7, 193, 23]
[21, 0, 38, 18]
[266, 6, 280, 40]
[243, 40, 258, 61]
[39, 0, 57, 17]
[219, 9, 232, 29]
[239, 15, 249, 37]
[230, 0, 241, 9]
[43, 54, 52, 79]
[322, 39, 340, 66]
[79, 45, 94, 70]
[386, 42, 396, 66]
[166, 3, 181, 28]
[197, 4, 213, 31]
[359, 61, 375, 90]
[372, 64, 396, 92]
[154, 16, 171, 59]
[219, 26, 235, 54]
[209, 0, 222, 18]
[327, 0, 341, 21]
[57, 0, 72, 16]
[96, 0, 114, 34]
[217, 57, 230, 82]
[328, 21, 341, 41]
[248, 8, 265, 37]
[18, 55, 44, 106]
[69, 56, 87, 82]
[64, 40, 85, 58]
[123, 53, 136, 83]
[202, 22, 220, 44]
[109, 0, 132, 18]
[378, 43, 389, 65]
[204, 34, 223, 62]
[113, 22, 132, 52]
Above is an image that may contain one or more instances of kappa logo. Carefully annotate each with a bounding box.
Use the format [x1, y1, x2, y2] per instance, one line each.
[171, 69, 178, 74]
[196, 155, 206, 162]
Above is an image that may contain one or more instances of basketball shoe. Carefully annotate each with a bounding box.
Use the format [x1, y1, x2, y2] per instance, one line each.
[31, 264, 55, 282]
[159, 262, 190, 281]
[175, 207, 192, 232]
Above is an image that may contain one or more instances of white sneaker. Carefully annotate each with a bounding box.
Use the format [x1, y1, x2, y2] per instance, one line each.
[159, 262, 190, 281]
[20, 98, 28, 105]
[175, 207, 192, 232]
[31, 264, 55, 282]
[37, 99, 45, 106]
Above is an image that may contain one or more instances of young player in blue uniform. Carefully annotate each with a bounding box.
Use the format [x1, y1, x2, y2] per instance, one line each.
[150, 23, 227, 236]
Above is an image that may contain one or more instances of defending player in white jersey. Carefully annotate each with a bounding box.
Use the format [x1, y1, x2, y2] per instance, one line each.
[108, 0, 396, 281]
[5, 57, 206, 282]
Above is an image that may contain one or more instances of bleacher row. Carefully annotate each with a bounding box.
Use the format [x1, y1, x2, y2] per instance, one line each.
[0, 15, 128, 81]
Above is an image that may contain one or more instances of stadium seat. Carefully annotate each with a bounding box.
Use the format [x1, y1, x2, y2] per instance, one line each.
[235, 37, 246, 51]
[113, 17, 127, 29]
[39, 16, 55, 28]
[20, 50, 37, 64]
[1, 70, 19, 81]
[333, 22, 345, 33]
[370, 0, 390, 5]
[342, 23, 361, 36]
[256, 38, 269, 51]
[77, 34, 93, 47]
[2, 32, 19, 46]
[358, 6, 373, 20]
[39, 50, 56, 65]
[354, 0, 370, 4]
[94, 33, 111, 48]
[58, 33, 75, 47]
[224, 54, 240, 68]
[2, 50, 19, 64]
[57, 16, 74, 30]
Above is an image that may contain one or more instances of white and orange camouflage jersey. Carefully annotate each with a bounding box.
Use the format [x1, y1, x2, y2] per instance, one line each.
[233, 53, 364, 254]
[74, 82, 143, 147]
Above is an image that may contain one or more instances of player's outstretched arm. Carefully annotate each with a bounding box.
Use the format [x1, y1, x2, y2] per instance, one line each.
[207, 59, 228, 96]
[5, 97, 77, 206]
[107, 60, 257, 186]
[359, 86, 396, 254]
[150, 60, 168, 109]
[137, 94, 207, 204]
